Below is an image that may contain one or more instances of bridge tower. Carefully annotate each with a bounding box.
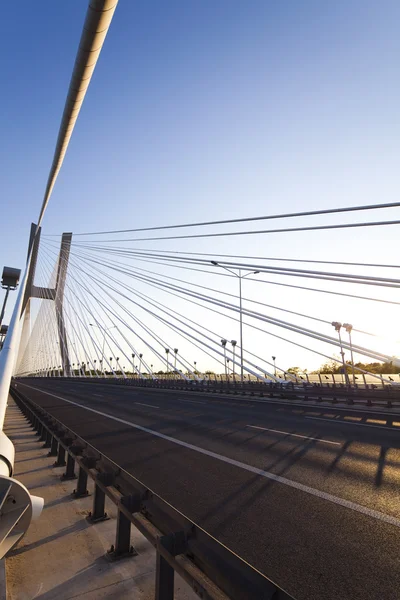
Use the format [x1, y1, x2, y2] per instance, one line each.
[17, 224, 72, 376]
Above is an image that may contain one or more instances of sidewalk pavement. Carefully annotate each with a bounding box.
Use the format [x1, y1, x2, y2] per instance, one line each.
[4, 398, 197, 600]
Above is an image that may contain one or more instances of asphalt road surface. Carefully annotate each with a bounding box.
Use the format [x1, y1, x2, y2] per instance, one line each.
[13, 378, 400, 600]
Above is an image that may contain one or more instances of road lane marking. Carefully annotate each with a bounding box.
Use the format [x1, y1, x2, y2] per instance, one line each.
[17, 382, 400, 529]
[246, 425, 340, 445]
[177, 399, 206, 405]
[135, 402, 159, 409]
[306, 416, 398, 431]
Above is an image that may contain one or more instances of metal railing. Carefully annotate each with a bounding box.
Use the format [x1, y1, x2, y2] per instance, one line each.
[22, 375, 400, 409]
[10, 384, 295, 600]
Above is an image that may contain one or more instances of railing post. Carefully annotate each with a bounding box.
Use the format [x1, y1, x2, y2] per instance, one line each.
[88, 472, 113, 523]
[107, 495, 139, 559]
[39, 423, 47, 442]
[48, 436, 58, 457]
[54, 444, 66, 467]
[61, 453, 76, 480]
[155, 553, 174, 600]
[155, 532, 186, 600]
[88, 484, 107, 522]
[43, 429, 52, 448]
[73, 466, 89, 497]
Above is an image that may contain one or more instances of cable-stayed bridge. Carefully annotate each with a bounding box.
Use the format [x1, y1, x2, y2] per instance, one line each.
[1, 2, 400, 600]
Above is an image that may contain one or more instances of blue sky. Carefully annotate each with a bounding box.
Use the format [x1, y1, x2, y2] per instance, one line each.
[2, 1, 400, 372]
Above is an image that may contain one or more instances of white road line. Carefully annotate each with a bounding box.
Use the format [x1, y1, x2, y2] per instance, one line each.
[177, 399, 206, 405]
[306, 416, 398, 431]
[135, 402, 159, 409]
[246, 425, 340, 446]
[17, 383, 400, 529]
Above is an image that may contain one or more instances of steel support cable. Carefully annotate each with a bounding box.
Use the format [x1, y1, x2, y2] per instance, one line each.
[49, 241, 400, 372]
[47, 246, 154, 379]
[77, 258, 243, 376]
[28, 258, 64, 376]
[65, 253, 330, 380]
[93, 261, 397, 366]
[66, 245, 332, 327]
[61, 251, 230, 375]
[45, 242, 216, 378]
[66, 245, 397, 366]
[39, 249, 102, 377]
[112, 283, 291, 377]
[82, 269, 269, 381]
[43, 239, 400, 308]
[101, 276, 277, 379]
[44, 248, 92, 371]
[30, 259, 59, 376]
[65, 243, 400, 270]
[69, 246, 400, 343]
[42, 246, 130, 378]
[66, 261, 149, 379]
[70, 255, 388, 362]
[58, 263, 97, 378]
[58, 254, 182, 378]
[17, 263, 50, 376]
[71, 270, 197, 380]
[62, 246, 389, 381]
[68, 245, 400, 287]
[37, 260, 61, 376]
[63, 253, 240, 379]
[37, 0, 119, 228]
[63, 218, 400, 244]
[43, 200, 400, 236]
[39, 248, 105, 377]
[41, 250, 120, 378]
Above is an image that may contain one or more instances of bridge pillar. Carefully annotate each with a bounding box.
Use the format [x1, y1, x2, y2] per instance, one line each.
[55, 233, 72, 377]
[15, 224, 73, 377]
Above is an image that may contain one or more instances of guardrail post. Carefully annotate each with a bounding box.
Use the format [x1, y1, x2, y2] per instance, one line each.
[43, 429, 52, 448]
[88, 484, 107, 522]
[155, 532, 186, 600]
[54, 444, 66, 467]
[107, 495, 139, 559]
[62, 453, 76, 480]
[39, 423, 47, 442]
[48, 436, 58, 457]
[73, 466, 89, 498]
[155, 553, 174, 600]
[88, 472, 113, 523]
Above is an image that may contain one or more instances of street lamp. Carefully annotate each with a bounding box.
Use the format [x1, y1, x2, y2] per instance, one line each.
[221, 339, 227, 379]
[139, 353, 143, 376]
[165, 348, 170, 376]
[131, 353, 135, 377]
[0, 266, 21, 328]
[212, 261, 260, 382]
[343, 323, 356, 385]
[331, 322, 349, 385]
[272, 356, 277, 377]
[174, 348, 178, 374]
[231, 340, 237, 378]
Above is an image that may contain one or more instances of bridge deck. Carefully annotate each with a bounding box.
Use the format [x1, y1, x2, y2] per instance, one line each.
[14, 378, 400, 600]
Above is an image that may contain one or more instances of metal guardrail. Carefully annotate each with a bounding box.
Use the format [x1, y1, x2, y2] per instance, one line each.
[27, 375, 400, 408]
[10, 384, 295, 600]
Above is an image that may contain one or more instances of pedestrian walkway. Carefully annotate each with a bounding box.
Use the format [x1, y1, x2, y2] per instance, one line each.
[4, 398, 196, 600]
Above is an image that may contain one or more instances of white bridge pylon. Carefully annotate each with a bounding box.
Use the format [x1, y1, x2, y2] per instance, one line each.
[17, 224, 72, 377]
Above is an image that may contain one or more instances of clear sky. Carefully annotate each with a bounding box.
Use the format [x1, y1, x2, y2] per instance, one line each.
[2, 1, 400, 373]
